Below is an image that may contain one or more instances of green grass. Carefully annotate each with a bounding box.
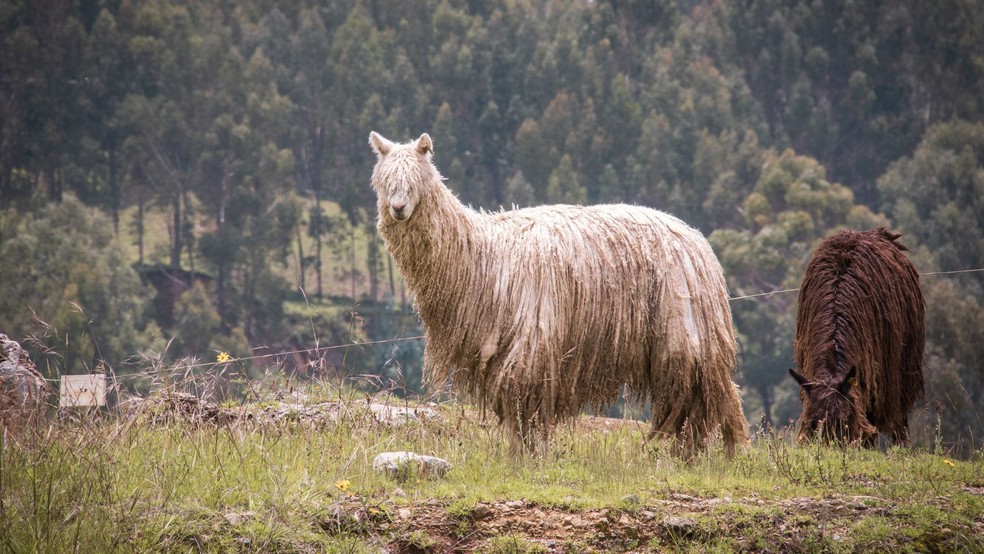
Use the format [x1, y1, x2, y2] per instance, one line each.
[2, 379, 982, 552]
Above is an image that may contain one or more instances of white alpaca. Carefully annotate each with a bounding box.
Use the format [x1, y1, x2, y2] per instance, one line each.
[369, 132, 748, 457]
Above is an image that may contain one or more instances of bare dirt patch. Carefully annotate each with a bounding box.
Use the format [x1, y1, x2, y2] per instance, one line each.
[374, 493, 924, 553]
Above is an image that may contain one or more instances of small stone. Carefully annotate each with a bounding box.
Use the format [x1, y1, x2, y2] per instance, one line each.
[662, 516, 698, 537]
[472, 505, 493, 520]
[398, 508, 412, 521]
[391, 488, 407, 497]
[621, 494, 640, 504]
[224, 511, 256, 526]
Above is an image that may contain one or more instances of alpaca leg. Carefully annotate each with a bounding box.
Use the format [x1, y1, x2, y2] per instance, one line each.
[505, 403, 546, 458]
[504, 416, 533, 459]
[646, 402, 689, 456]
[647, 408, 701, 459]
[719, 385, 750, 457]
[672, 382, 712, 458]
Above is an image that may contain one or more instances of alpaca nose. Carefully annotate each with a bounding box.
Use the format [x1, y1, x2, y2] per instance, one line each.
[390, 197, 410, 220]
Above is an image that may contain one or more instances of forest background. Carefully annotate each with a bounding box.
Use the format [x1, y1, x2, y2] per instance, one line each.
[1, 0, 982, 455]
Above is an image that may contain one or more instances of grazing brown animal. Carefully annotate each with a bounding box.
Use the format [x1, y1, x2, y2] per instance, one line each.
[790, 228, 925, 446]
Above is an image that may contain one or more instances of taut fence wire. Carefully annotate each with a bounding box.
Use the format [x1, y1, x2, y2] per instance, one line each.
[40, 267, 984, 378]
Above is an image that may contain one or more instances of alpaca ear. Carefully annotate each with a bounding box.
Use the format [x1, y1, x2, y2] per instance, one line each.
[369, 132, 392, 157]
[789, 368, 812, 391]
[838, 365, 858, 396]
[416, 133, 433, 155]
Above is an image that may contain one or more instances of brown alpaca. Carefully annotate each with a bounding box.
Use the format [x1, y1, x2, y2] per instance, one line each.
[369, 132, 748, 457]
[790, 228, 925, 446]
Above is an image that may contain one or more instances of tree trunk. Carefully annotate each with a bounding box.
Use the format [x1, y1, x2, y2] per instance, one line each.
[216, 173, 228, 332]
[136, 183, 145, 265]
[367, 220, 379, 302]
[171, 191, 182, 272]
[107, 148, 120, 235]
[183, 187, 194, 275]
[296, 224, 306, 294]
[350, 227, 357, 300]
[45, 165, 63, 202]
[315, 194, 324, 300]
[306, 122, 326, 300]
[386, 252, 396, 300]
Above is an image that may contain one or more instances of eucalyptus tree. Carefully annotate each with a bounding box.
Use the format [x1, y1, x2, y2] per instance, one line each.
[0, 1, 88, 203]
[325, 5, 416, 303]
[725, 0, 984, 203]
[119, 0, 210, 274]
[878, 121, 984, 299]
[260, 6, 337, 300]
[194, 34, 298, 344]
[80, 7, 137, 232]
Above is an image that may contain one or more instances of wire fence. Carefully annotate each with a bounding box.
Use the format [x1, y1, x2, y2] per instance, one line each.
[728, 268, 984, 301]
[39, 267, 984, 381]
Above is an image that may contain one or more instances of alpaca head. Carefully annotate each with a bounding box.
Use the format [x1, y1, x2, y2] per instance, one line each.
[369, 132, 435, 222]
[789, 365, 877, 444]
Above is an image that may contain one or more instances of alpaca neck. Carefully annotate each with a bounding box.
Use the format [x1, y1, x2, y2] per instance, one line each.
[379, 184, 479, 305]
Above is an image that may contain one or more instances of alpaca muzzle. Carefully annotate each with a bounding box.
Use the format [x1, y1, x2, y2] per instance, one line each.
[389, 194, 411, 220]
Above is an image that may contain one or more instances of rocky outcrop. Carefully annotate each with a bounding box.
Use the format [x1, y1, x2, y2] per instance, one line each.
[0, 333, 49, 434]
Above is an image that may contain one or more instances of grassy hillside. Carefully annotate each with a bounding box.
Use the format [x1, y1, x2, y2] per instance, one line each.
[2, 372, 981, 553]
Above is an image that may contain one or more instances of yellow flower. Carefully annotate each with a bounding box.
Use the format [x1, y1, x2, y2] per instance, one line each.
[942, 459, 956, 467]
[216, 352, 232, 363]
[335, 479, 351, 491]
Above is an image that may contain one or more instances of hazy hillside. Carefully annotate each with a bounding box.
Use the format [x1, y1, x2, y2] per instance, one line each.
[1, 0, 982, 451]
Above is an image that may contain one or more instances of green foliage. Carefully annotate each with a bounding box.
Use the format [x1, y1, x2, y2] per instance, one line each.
[0, 197, 156, 375]
[171, 282, 221, 357]
[878, 121, 984, 296]
[726, 0, 984, 202]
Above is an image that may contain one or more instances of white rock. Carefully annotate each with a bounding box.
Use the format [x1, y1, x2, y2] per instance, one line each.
[371, 451, 452, 479]
[368, 403, 440, 426]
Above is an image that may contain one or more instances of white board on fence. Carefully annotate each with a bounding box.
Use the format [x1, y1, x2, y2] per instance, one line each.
[60, 374, 106, 407]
